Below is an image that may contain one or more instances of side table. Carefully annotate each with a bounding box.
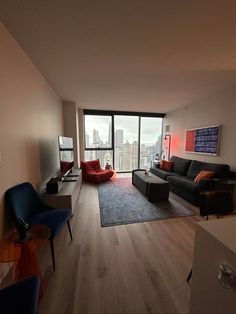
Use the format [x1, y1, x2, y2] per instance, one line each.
[151, 160, 160, 168]
[199, 190, 234, 220]
[213, 179, 236, 192]
[0, 225, 50, 301]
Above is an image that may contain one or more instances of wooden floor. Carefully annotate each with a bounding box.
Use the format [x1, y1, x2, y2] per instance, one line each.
[38, 180, 203, 314]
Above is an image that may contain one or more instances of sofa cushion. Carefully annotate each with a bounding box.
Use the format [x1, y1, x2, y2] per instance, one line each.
[150, 167, 180, 180]
[160, 160, 174, 171]
[167, 176, 199, 193]
[81, 160, 100, 170]
[194, 170, 215, 183]
[170, 156, 192, 176]
[187, 160, 230, 179]
[85, 170, 114, 183]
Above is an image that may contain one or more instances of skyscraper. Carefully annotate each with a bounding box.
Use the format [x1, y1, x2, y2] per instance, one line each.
[85, 133, 90, 148]
[156, 134, 162, 156]
[93, 129, 100, 146]
[115, 129, 124, 147]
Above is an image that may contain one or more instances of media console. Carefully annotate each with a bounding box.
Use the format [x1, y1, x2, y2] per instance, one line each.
[63, 173, 79, 182]
[43, 169, 82, 216]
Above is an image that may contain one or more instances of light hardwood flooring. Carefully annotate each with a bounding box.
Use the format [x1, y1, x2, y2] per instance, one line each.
[38, 180, 204, 314]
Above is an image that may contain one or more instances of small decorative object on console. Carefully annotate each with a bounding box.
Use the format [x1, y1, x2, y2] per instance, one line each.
[155, 153, 160, 161]
[46, 177, 62, 194]
[105, 162, 112, 170]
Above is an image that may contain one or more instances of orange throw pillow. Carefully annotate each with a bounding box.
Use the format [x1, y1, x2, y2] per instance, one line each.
[194, 170, 215, 183]
[160, 160, 173, 172]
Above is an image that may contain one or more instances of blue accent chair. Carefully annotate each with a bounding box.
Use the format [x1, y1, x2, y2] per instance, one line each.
[0, 276, 40, 314]
[5, 182, 73, 271]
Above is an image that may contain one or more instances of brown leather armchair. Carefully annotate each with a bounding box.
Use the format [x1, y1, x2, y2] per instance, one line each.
[199, 190, 234, 220]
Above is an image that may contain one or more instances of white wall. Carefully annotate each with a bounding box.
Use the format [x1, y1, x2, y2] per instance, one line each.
[63, 101, 80, 168]
[0, 22, 64, 241]
[164, 85, 236, 170]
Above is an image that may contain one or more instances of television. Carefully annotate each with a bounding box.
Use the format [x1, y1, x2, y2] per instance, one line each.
[58, 136, 74, 177]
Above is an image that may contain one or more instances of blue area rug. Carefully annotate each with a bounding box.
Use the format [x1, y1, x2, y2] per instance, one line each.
[98, 177, 194, 227]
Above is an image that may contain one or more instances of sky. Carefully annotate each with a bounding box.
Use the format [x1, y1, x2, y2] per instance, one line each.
[85, 115, 162, 145]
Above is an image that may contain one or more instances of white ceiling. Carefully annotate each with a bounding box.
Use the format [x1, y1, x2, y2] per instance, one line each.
[1, 0, 236, 113]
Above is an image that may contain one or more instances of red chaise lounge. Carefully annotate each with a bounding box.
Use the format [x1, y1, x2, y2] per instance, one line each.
[80, 160, 114, 183]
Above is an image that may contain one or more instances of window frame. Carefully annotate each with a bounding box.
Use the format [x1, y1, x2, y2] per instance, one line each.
[83, 110, 165, 172]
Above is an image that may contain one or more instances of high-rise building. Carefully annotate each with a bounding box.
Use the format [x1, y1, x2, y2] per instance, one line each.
[85, 133, 90, 148]
[93, 129, 100, 146]
[156, 135, 162, 156]
[115, 129, 124, 147]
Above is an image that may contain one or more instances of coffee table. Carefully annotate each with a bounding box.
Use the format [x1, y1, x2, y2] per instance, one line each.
[132, 169, 169, 202]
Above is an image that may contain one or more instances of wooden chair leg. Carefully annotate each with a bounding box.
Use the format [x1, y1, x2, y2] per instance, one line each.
[187, 269, 192, 282]
[49, 237, 56, 272]
[67, 221, 73, 241]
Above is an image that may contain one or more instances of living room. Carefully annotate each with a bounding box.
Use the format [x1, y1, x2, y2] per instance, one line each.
[0, 1, 236, 314]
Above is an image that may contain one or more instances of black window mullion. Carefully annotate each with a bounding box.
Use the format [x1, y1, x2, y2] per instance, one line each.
[84, 109, 165, 118]
[84, 148, 113, 151]
[112, 115, 115, 169]
[138, 116, 141, 168]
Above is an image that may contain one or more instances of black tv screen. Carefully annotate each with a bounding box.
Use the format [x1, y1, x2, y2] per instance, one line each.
[58, 136, 74, 176]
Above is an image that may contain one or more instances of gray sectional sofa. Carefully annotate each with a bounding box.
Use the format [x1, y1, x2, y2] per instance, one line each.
[150, 156, 230, 205]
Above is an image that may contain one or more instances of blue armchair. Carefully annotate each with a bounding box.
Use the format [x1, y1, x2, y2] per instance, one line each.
[0, 276, 40, 314]
[5, 182, 73, 271]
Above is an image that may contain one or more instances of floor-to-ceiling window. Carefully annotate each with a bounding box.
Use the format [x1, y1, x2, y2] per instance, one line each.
[84, 110, 164, 171]
[114, 115, 139, 171]
[140, 117, 163, 169]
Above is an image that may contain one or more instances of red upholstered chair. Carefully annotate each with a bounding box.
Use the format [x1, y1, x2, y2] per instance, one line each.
[80, 160, 114, 183]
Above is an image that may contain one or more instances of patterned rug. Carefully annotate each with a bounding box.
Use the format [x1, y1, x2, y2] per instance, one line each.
[98, 177, 193, 227]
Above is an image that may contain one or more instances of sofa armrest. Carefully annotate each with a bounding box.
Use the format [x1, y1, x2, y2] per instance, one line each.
[198, 178, 233, 194]
[132, 169, 146, 174]
[198, 179, 215, 192]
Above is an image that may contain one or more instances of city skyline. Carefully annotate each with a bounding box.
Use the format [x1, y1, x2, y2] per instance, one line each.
[85, 127, 162, 171]
[84, 114, 163, 171]
[85, 115, 162, 146]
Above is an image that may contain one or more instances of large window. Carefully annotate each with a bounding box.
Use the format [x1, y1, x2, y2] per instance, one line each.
[84, 110, 164, 171]
[140, 117, 162, 169]
[114, 116, 139, 171]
